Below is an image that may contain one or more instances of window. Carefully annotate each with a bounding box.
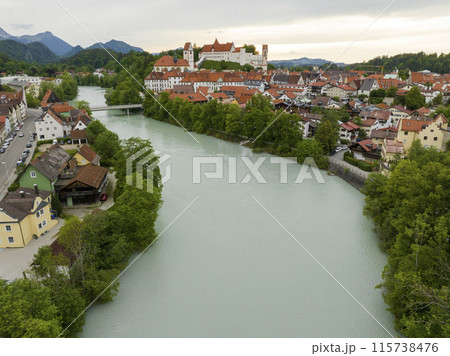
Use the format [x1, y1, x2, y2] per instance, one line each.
[38, 223, 42, 229]
[42, 220, 47, 227]
[434, 137, 438, 141]
[36, 211, 40, 218]
[8, 237, 14, 244]
[40, 209, 44, 216]
[30, 171, 37, 178]
[5, 225, 12, 232]
[404, 132, 408, 135]
[424, 136, 428, 140]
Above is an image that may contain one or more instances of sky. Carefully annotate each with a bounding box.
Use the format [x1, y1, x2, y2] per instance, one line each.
[2, 0, 450, 63]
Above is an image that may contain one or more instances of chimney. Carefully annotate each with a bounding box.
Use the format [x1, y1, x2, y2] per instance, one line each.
[34, 184, 39, 195]
[20, 191, 25, 198]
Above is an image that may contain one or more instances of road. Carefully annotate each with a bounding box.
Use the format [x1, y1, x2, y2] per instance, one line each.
[0, 108, 40, 199]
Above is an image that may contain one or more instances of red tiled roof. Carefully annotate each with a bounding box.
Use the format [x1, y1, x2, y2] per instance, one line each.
[154, 56, 190, 68]
[202, 39, 234, 53]
[341, 121, 360, 131]
[400, 119, 430, 132]
[51, 102, 74, 114]
[355, 139, 378, 152]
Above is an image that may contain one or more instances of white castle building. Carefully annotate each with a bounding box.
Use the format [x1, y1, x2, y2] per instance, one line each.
[193, 39, 268, 70]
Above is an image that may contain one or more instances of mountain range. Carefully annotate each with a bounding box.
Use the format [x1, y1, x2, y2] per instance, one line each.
[0, 27, 143, 62]
[270, 57, 347, 68]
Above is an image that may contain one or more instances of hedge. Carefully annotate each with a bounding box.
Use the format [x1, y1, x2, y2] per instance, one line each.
[357, 161, 374, 172]
[344, 155, 374, 172]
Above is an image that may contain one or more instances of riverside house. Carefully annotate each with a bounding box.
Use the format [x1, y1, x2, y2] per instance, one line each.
[0, 187, 58, 248]
[397, 114, 448, 152]
[19, 144, 71, 192]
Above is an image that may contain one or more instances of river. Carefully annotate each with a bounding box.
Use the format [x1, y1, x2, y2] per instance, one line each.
[74, 86, 396, 337]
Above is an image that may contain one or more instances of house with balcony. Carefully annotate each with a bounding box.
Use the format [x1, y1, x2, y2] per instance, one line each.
[339, 121, 360, 142]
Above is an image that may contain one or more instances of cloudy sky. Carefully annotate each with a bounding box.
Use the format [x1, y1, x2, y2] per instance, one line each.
[2, 0, 450, 63]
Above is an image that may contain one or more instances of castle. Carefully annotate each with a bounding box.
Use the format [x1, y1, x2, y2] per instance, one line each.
[184, 40, 268, 70]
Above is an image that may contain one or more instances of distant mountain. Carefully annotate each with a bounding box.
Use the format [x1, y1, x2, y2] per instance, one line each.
[0, 39, 59, 63]
[270, 57, 346, 68]
[61, 45, 84, 58]
[0, 27, 144, 59]
[0, 27, 11, 40]
[15, 31, 74, 56]
[86, 39, 143, 53]
[0, 27, 74, 56]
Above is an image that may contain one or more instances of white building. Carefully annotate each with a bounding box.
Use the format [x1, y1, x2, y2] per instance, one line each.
[198, 39, 268, 70]
[35, 109, 64, 140]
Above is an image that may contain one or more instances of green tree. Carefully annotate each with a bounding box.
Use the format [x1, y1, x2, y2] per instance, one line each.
[405, 86, 426, 110]
[296, 139, 329, 169]
[315, 120, 339, 153]
[432, 93, 443, 106]
[0, 279, 62, 338]
[362, 144, 450, 337]
[75, 100, 93, 116]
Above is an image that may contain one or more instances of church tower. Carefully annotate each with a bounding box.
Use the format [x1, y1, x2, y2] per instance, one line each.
[262, 44, 268, 70]
[183, 42, 195, 72]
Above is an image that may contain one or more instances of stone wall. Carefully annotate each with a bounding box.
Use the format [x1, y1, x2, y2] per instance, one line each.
[328, 160, 368, 190]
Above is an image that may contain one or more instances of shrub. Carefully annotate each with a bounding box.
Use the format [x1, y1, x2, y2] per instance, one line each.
[357, 161, 374, 172]
[36, 139, 53, 147]
[7, 183, 20, 192]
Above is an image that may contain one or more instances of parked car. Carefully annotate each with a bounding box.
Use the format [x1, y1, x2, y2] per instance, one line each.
[29, 137, 35, 142]
[16, 160, 24, 166]
[0, 148, 5, 154]
[342, 145, 348, 150]
[335, 147, 342, 152]
[100, 194, 108, 202]
[26, 143, 32, 148]
[67, 139, 72, 144]
[329, 149, 336, 156]
[2, 143, 8, 149]
[18, 132, 24, 137]
[15, 127, 20, 131]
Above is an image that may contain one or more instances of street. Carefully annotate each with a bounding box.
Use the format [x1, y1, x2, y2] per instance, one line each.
[0, 108, 40, 199]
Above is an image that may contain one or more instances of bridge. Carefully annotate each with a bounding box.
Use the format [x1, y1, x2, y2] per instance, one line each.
[90, 104, 144, 113]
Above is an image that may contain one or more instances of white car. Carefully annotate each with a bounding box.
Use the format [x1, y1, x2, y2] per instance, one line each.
[342, 145, 348, 150]
[335, 147, 342, 152]
[18, 132, 24, 137]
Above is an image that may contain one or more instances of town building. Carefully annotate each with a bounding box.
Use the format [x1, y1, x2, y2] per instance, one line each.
[153, 56, 191, 72]
[198, 39, 268, 70]
[19, 144, 72, 192]
[0, 187, 58, 248]
[340, 121, 360, 142]
[397, 114, 448, 152]
[349, 139, 381, 163]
